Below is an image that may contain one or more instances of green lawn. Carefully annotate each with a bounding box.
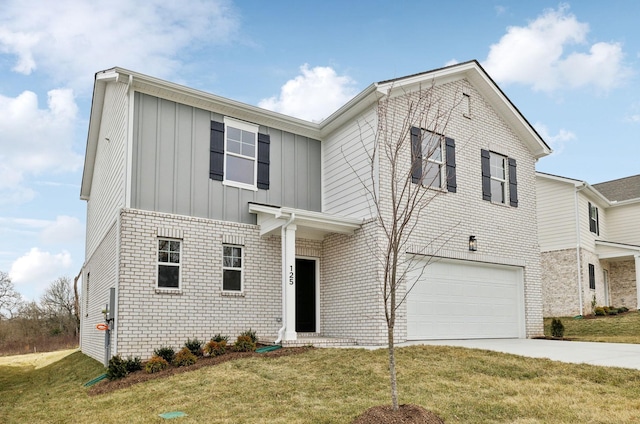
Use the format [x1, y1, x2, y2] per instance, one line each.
[544, 310, 640, 343]
[2, 344, 640, 423]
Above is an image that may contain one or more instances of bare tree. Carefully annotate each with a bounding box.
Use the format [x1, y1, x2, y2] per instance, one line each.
[0, 271, 22, 320]
[360, 83, 461, 410]
[40, 276, 78, 336]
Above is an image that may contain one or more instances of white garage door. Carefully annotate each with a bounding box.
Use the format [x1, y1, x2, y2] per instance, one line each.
[406, 258, 524, 340]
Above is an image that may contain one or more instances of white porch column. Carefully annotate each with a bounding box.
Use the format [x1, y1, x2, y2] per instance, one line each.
[635, 254, 640, 310]
[284, 223, 297, 341]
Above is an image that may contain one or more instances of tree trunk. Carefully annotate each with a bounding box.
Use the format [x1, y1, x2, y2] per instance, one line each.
[388, 325, 399, 410]
[73, 270, 81, 337]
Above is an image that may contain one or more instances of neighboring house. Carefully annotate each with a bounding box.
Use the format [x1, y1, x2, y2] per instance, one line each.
[537, 172, 640, 317]
[79, 60, 551, 364]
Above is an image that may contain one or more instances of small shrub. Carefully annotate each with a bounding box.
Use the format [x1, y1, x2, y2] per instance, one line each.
[550, 318, 565, 338]
[204, 340, 227, 357]
[211, 333, 229, 343]
[173, 347, 197, 367]
[107, 355, 129, 380]
[608, 308, 619, 315]
[240, 329, 258, 344]
[145, 355, 169, 374]
[154, 346, 176, 363]
[125, 356, 142, 373]
[594, 306, 606, 316]
[619, 306, 629, 313]
[184, 338, 204, 357]
[233, 335, 256, 352]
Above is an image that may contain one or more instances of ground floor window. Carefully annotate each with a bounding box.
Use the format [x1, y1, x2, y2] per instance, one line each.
[223, 245, 243, 291]
[158, 239, 181, 288]
[588, 263, 596, 290]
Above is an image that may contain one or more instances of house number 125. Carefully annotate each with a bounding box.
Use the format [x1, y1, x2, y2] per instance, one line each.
[289, 265, 294, 285]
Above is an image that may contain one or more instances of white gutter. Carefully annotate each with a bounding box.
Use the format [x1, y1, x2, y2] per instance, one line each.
[575, 183, 586, 315]
[275, 213, 296, 345]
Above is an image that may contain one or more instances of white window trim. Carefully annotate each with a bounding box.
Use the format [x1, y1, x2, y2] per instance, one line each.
[223, 117, 259, 191]
[222, 244, 244, 293]
[490, 152, 507, 204]
[422, 131, 444, 189]
[590, 203, 599, 234]
[157, 238, 182, 290]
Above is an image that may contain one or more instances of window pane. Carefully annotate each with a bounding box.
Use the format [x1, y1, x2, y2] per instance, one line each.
[241, 141, 255, 157]
[227, 140, 241, 154]
[169, 252, 180, 263]
[159, 240, 169, 251]
[422, 133, 441, 162]
[491, 180, 505, 203]
[423, 162, 441, 188]
[241, 130, 255, 146]
[227, 126, 241, 142]
[170, 241, 180, 251]
[490, 154, 505, 179]
[158, 265, 179, 288]
[223, 269, 241, 291]
[158, 251, 168, 262]
[226, 155, 254, 185]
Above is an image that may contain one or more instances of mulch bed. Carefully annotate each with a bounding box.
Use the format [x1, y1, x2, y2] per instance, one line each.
[352, 404, 445, 424]
[88, 346, 311, 396]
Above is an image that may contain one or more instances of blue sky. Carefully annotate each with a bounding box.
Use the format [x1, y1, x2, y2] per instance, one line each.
[0, 1, 638, 300]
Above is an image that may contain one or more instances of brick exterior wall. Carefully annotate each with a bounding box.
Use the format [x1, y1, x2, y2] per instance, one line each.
[116, 208, 283, 359]
[367, 80, 544, 338]
[321, 220, 389, 344]
[610, 259, 637, 309]
[541, 249, 581, 317]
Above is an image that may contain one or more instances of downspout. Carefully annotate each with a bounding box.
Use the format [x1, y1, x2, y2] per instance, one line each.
[575, 184, 586, 315]
[275, 212, 296, 344]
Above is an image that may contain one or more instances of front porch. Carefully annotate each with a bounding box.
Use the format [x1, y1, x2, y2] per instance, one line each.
[596, 241, 640, 309]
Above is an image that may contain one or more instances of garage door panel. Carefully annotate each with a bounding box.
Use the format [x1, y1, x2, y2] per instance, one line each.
[406, 259, 524, 340]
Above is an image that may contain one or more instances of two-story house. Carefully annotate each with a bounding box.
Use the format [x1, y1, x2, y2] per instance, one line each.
[537, 172, 640, 317]
[80, 60, 551, 363]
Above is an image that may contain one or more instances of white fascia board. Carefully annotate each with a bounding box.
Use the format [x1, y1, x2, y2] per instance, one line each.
[536, 172, 585, 186]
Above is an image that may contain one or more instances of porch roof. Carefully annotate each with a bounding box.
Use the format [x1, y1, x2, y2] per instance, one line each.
[248, 203, 362, 240]
[595, 240, 640, 260]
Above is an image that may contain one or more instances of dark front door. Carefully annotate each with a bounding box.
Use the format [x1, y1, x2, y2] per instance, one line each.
[295, 258, 316, 332]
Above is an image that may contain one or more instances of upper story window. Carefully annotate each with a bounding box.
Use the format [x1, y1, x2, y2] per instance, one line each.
[224, 118, 258, 189]
[209, 118, 270, 190]
[489, 152, 506, 203]
[589, 202, 599, 235]
[410, 126, 456, 192]
[158, 239, 181, 289]
[422, 131, 444, 188]
[481, 149, 518, 207]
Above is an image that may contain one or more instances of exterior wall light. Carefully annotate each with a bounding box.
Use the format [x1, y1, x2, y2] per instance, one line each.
[469, 235, 477, 252]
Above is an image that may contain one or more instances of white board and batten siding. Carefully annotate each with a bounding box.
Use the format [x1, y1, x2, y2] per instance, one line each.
[406, 258, 525, 340]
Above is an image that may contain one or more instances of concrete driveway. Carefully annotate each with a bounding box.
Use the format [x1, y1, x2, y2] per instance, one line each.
[396, 339, 640, 370]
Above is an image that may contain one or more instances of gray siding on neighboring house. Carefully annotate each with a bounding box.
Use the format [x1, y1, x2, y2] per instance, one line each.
[131, 93, 321, 223]
[85, 81, 129, 258]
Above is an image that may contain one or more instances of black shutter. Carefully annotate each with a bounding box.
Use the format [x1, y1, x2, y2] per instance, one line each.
[508, 157, 518, 207]
[445, 137, 456, 193]
[210, 121, 224, 181]
[595, 206, 599, 235]
[411, 126, 422, 184]
[481, 149, 491, 201]
[257, 132, 270, 190]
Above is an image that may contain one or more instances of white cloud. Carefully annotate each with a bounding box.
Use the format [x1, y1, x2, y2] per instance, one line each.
[534, 122, 576, 155]
[41, 216, 84, 245]
[483, 5, 631, 92]
[9, 248, 73, 300]
[259, 64, 357, 122]
[0, 0, 239, 91]
[0, 88, 81, 204]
